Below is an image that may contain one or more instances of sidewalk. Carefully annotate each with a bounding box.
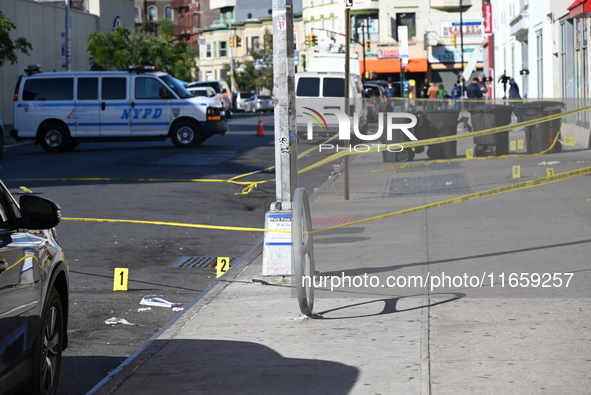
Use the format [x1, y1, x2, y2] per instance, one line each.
[88, 130, 591, 394]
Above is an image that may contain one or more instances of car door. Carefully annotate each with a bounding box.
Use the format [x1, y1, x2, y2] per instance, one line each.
[0, 192, 42, 378]
[74, 76, 101, 137]
[100, 76, 132, 136]
[130, 75, 172, 136]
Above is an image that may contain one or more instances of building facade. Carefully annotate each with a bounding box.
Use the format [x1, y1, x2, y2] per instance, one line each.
[491, 0, 591, 147]
[0, 0, 134, 125]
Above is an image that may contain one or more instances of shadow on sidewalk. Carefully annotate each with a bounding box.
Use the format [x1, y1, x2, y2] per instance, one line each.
[103, 338, 359, 394]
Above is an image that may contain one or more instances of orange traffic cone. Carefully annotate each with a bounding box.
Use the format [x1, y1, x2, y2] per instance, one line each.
[256, 113, 265, 136]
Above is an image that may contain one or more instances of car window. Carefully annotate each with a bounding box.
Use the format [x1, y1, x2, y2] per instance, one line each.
[135, 77, 167, 99]
[101, 77, 127, 100]
[191, 82, 220, 93]
[296, 77, 320, 97]
[78, 78, 98, 100]
[23, 78, 74, 101]
[323, 78, 345, 97]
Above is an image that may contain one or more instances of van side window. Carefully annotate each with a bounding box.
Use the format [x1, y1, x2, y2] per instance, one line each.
[323, 78, 345, 97]
[135, 77, 167, 99]
[101, 78, 126, 100]
[23, 78, 74, 101]
[78, 78, 98, 100]
[296, 77, 320, 97]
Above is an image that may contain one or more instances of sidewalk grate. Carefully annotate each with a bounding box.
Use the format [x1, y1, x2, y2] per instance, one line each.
[170, 256, 236, 269]
[389, 173, 472, 196]
[395, 162, 462, 173]
[153, 152, 236, 166]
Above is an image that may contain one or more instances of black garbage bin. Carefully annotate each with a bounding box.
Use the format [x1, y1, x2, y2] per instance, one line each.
[422, 109, 461, 159]
[469, 104, 514, 156]
[518, 101, 564, 154]
[382, 112, 425, 162]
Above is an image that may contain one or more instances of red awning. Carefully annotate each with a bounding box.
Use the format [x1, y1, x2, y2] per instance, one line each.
[361, 58, 429, 74]
[568, 0, 591, 18]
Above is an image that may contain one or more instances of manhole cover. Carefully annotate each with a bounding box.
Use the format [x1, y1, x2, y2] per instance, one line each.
[170, 256, 236, 269]
[153, 152, 236, 166]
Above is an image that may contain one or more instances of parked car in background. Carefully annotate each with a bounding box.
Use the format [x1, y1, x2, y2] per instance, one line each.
[234, 91, 254, 112]
[186, 80, 233, 118]
[245, 95, 274, 113]
[188, 86, 217, 100]
[0, 115, 4, 160]
[364, 83, 389, 122]
[0, 181, 69, 395]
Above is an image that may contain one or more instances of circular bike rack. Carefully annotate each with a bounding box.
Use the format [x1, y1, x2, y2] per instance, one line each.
[292, 187, 316, 317]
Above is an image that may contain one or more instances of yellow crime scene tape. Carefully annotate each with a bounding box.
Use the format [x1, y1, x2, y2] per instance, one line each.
[62, 165, 591, 234]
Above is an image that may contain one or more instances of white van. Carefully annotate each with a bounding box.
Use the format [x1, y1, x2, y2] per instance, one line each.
[295, 71, 368, 140]
[11, 65, 227, 152]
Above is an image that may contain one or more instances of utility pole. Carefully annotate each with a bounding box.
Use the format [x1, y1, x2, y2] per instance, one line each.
[459, 0, 465, 91]
[344, 7, 351, 201]
[64, 0, 70, 71]
[262, 0, 297, 276]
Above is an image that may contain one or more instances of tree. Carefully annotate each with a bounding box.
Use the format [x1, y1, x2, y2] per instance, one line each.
[225, 28, 273, 93]
[0, 12, 32, 68]
[87, 20, 197, 81]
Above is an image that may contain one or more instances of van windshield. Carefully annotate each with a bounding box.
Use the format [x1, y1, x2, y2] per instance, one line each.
[159, 74, 193, 99]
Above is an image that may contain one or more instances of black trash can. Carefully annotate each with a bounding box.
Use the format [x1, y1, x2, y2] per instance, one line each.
[469, 104, 514, 156]
[518, 101, 564, 154]
[382, 112, 426, 162]
[423, 109, 461, 159]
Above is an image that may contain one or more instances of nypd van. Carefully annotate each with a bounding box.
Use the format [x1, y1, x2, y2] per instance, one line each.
[11, 65, 227, 152]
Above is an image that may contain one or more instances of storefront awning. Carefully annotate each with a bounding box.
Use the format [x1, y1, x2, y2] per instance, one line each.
[568, 0, 591, 18]
[361, 58, 429, 74]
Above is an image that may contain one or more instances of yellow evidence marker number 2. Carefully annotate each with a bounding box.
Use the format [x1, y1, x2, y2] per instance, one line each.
[217, 257, 231, 278]
[114, 268, 129, 291]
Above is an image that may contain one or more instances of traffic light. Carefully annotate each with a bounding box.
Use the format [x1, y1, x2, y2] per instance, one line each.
[236, 35, 242, 48]
[365, 39, 371, 52]
[311, 34, 318, 46]
[305, 34, 311, 47]
[229, 34, 235, 48]
[451, 34, 457, 47]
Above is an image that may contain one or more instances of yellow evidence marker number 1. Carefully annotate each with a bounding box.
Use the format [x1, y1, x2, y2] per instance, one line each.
[217, 257, 231, 278]
[114, 268, 129, 291]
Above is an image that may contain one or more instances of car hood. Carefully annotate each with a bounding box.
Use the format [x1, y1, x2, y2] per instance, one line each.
[187, 96, 223, 108]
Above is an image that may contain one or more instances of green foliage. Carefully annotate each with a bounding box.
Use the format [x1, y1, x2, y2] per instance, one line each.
[225, 28, 274, 93]
[87, 20, 197, 81]
[0, 12, 32, 68]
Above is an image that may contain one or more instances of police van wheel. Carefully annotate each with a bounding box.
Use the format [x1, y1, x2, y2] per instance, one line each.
[171, 121, 203, 147]
[39, 123, 72, 152]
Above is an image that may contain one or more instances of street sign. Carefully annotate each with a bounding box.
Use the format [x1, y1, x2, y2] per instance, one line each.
[345, 0, 371, 8]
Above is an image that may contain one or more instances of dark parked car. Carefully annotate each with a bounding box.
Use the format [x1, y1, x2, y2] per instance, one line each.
[364, 83, 389, 122]
[0, 181, 69, 395]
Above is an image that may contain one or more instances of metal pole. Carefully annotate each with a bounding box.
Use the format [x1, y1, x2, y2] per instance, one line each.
[65, 0, 70, 71]
[459, 0, 465, 89]
[362, 17, 367, 81]
[229, 23, 236, 92]
[262, 0, 296, 276]
[344, 7, 351, 201]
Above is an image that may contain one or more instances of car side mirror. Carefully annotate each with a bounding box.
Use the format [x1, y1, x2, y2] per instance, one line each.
[364, 88, 374, 98]
[19, 195, 61, 230]
[159, 87, 170, 99]
[222, 88, 227, 93]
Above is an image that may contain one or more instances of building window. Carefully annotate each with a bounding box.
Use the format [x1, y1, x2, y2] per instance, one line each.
[536, 30, 543, 98]
[134, 7, 140, 23]
[180, 16, 185, 33]
[206, 43, 212, 58]
[390, 13, 415, 41]
[165, 6, 172, 20]
[352, 14, 379, 44]
[193, 13, 199, 30]
[148, 6, 157, 22]
[220, 41, 228, 58]
[252, 36, 260, 53]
